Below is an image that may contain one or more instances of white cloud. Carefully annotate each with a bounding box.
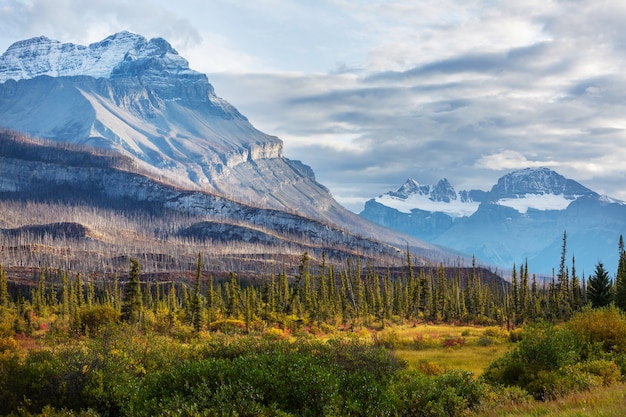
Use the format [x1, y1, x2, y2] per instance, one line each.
[3, 0, 626, 212]
[475, 151, 559, 171]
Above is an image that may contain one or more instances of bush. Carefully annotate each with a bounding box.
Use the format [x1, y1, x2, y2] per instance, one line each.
[391, 369, 484, 417]
[208, 319, 247, 333]
[477, 335, 494, 346]
[373, 330, 402, 349]
[482, 321, 581, 399]
[509, 328, 524, 343]
[573, 359, 621, 386]
[79, 305, 118, 334]
[415, 360, 445, 376]
[480, 384, 532, 408]
[483, 326, 509, 339]
[567, 306, 626, 354]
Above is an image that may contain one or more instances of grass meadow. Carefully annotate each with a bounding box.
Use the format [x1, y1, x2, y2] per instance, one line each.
[368, 323, 626, 417]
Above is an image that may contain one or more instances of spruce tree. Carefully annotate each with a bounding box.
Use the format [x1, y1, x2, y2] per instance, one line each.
[587, 262, 613, 308]
[0, 265, 9, 308]
[60, 272, 70, 317]
[614, 235, 626, 311]
[121, 258, 143, 323]
[570, 256, 583, 311]
[191, 253, 204, 332]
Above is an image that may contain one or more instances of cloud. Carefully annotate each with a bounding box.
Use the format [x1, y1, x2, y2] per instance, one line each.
[4, 0, 626, 212]
[475, 151, 559, 171]
[0, 0, 203, 52]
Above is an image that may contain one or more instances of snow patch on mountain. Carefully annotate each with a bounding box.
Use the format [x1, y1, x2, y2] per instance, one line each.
[599, 195, 626, 205]
[376, 178, 480, 218]
[496, 193, 577, 214]
[376, 193, 480, 218]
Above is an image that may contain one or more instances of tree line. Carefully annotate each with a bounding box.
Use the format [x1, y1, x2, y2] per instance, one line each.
[2, 231, 626, 335]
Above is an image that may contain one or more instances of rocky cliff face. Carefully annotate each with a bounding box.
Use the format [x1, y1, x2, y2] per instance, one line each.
[0, 33, 337, 220]
[0, 30, 457, 270]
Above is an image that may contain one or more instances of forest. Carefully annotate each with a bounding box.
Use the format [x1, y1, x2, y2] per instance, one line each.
[1, 232, 626, 416]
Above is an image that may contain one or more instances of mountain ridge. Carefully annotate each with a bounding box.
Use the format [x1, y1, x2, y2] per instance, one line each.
[0, 32, 461, 273]
[361, 167, 626, 274]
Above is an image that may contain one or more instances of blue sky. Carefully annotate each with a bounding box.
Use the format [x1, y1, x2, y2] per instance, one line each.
[2, 0, 626, 211]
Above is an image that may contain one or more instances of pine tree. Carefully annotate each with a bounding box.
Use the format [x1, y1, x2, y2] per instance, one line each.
[60, 272, 70, 317]
[614, 235, 626, 311]
[587, 262, 613, 308]
[570, 256, 583, 311]
[511, 264, 519, 321]
[0, 265, 8, 308]
[519, 261, 530, 323]
[191, 253, 204, 332]
[121, 258, 143, 323]
[557, 231, 570, 318]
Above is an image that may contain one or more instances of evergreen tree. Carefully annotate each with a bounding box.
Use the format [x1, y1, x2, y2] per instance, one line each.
[570, 256, 583, 311]
[226, 272, 241, 318]
[587, 262, 613, 308]
[60, 272, 70, 317]
[614, 235, 626, 311]
[0, 265, 8, 308]
[121, 258, 143, 323]
[557, 231, 570, 318]
[520, 261, 530, 322]
[191, 253, 204, 332]
[511, 264, 519, 320]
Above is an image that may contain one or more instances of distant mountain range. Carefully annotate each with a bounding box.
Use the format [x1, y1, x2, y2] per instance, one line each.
[0, 32, 455, 272]
[361, 167, 626, 275]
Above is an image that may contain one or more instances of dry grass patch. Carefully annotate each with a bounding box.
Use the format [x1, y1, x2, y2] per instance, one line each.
[471, 382, 626, 417]
[369, 324, 513, 376]
[396, 344, 511, 376]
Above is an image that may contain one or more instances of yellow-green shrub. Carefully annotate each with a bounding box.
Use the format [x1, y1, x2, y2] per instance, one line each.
[567, 306, 626, 353]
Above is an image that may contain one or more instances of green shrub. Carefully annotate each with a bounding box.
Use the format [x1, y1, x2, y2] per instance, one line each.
[509, 328, 524, 343]
[133, 352, 343, 417]
[573, 359, 621, 386]
[567, 306, 626, 354]
[391, 369, 484, 417]
[79, 305, 118, 334]
[477, 335, 494, 346]
[480, 384, 532, 408]
[482, 321, 581, 399]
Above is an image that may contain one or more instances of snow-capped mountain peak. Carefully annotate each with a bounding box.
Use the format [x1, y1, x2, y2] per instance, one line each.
[489, 167, 595, 200]
[392, 178, 428, 198]
[375, 177, 480, 218]
[0, 32, 282, 207]
[431, 178, 457, 203]
[488, 167, 598, 213]
[360, 167, 626, 274]
[0, 31, 196, 83]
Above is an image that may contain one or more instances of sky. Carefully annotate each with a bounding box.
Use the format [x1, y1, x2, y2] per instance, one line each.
[2, 0, 626, 212]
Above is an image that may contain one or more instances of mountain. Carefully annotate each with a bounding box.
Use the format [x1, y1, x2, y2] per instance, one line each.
[361, 167, 626, 275]
[0, 32, 455, 273]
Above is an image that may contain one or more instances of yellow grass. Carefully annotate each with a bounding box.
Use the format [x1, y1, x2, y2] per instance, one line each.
[370, 323, 513, 376]
[470, 383, 626, 417]
[395, 344, 510, 376]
